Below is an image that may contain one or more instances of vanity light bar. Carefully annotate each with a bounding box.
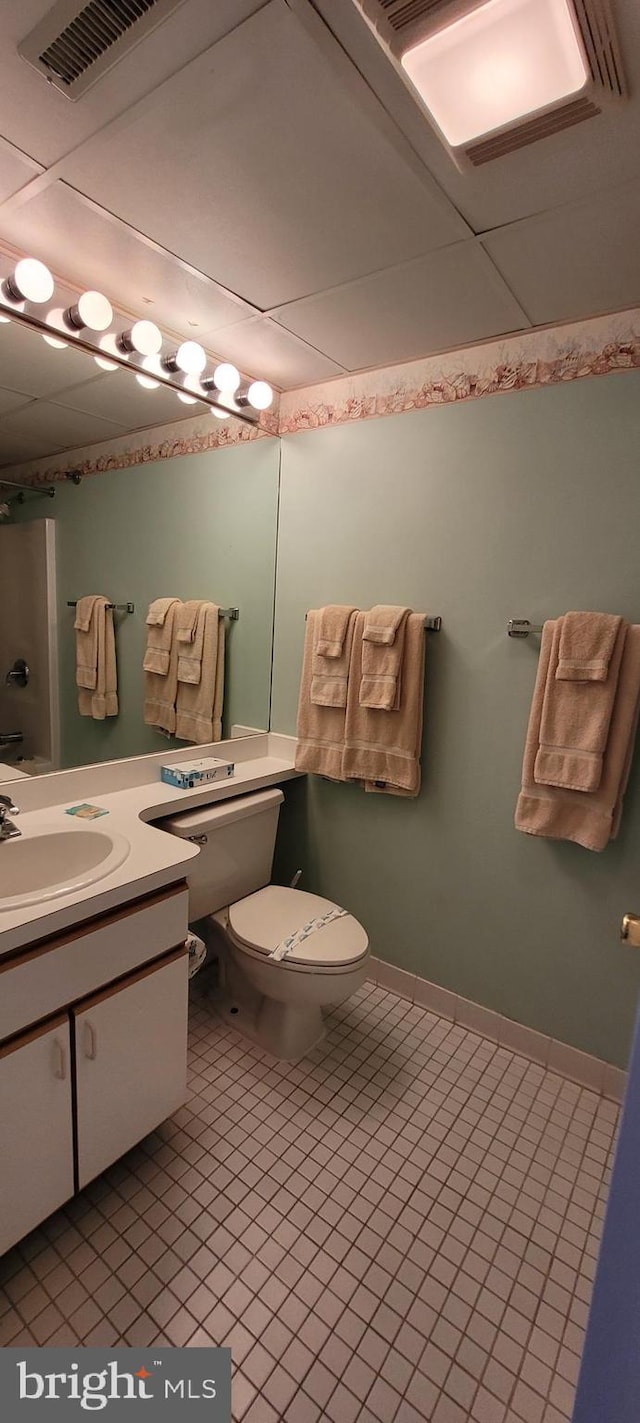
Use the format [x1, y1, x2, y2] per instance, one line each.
[0, 257, 274, 421]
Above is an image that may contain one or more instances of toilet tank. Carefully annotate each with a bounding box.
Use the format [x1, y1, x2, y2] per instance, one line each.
[156, 787, 284, 921]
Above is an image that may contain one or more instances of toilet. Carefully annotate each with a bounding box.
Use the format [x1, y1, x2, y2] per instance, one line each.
[158, 788, 369, 1060]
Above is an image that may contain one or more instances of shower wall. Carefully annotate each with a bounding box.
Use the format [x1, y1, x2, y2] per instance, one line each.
[0, 519, 58, 773]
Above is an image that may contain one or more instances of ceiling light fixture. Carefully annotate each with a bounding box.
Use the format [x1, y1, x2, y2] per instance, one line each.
[117, 320, 163, 356]
[400, 0, 588, 147]
[64, 289, 113, 332]
[2, 257, 54, 305]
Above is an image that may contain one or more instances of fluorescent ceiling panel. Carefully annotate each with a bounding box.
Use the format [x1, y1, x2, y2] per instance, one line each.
[401, 0, 589, 146]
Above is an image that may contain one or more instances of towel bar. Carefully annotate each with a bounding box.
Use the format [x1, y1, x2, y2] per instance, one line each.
[304, 612, 441, 630]
[68, 601, 134, 614]
[507, 619, 544, 638]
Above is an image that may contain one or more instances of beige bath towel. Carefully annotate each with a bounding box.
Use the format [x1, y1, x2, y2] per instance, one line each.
[316, 605, 358, 658]
[557, 610, 624, 682]
[360, 607, 411, 710]
[343, 612, 425, 796]
[363, 605, 411, 646]
[75, 595, 102, 690]
[516, 621, 640, 850]
[534, 616, 628, 792]
[175, 603, 224, 743]
[311, 607, 358, 708]
[177, 600, 206, 685]
[77, 598, 118, 720]
[144, 597, 181, 676]
[143, 598, 180, 733]
[295, 610, 350, 780]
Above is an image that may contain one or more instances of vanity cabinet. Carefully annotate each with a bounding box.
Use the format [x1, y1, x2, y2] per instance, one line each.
[74, 949, 187, 1189]
[0, 1015, 74, 1256]
[0, 882, 189, 1256]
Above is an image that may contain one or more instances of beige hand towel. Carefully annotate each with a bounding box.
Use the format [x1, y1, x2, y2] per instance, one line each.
[515, 621, 640, 850]
[295, 610, 349, 781]
[311, 607, 358, 708]
[77, 599, 118, 720]
[177, 600, 206, 684]
[176, 600, 201, 644]
[144, 597, 181, 676]
[360, 607, 411, 710]
[342, 612, 425, 796]
[534, 616, 628, 792]
[143, 598, 180, 733]
[75, 595, 102, 690]
[316, 605, 358, 658]
[363, 605, 411, 646]
[175, 603, 224, 743]
[556, 610, 624, 682]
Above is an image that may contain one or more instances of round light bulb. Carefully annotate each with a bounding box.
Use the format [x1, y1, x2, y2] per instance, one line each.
[0, 314, 10, 324]
[247, 380, 273, 411]
[211, 405, 229, 420]
[94, 333, 120, 372]
[213, 362, 240, 394]
[42, 331, 68, 349]
[12, 257, 54, 304]
[74, 290, 113, 331]
[176, 341, 206, 376]
[121, 320, 162, 356]
[135, 354, 163, 390]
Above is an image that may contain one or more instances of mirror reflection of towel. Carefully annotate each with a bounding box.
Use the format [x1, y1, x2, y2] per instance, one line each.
[76, 596, 118, 720]
[175, 603, 224, 744]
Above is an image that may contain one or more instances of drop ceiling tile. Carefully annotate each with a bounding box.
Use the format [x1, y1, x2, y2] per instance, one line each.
[52, 368, 202, 429]
[0, 0, 268, 168]
[201, 316, 345, 387]
[0, 183, 256, 337]
[0, 138, 42, 204]
[272, 241, 530, 370]
[0, 401, 127, 450]
[58, 0, 469, 310]
[0, 321, 104, 398]
[482, 179, 640, 326]
[0, 386, 32, 418]
[0, 430, 65, 468]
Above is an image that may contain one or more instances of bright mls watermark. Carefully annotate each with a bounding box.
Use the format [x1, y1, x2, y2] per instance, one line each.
[2, 1348, 231, 1418]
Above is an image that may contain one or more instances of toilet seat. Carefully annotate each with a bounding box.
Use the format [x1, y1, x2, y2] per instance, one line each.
[228, 886, 368, 968]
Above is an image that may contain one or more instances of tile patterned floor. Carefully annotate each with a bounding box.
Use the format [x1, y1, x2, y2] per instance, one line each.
[0, 978, 618, 1423]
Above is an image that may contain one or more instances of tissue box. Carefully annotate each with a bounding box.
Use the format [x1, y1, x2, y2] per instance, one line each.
[161, 757, 235, 789]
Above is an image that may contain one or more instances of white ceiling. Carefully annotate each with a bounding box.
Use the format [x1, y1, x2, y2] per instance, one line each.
[0, 0, 638, 468]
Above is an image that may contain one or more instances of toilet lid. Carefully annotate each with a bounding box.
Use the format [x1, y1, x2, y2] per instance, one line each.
[229, 886, 368, 966]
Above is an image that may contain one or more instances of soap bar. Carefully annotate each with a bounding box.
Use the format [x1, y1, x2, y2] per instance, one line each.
[161, 757, 235, 789]
[65, 803, 109, 819]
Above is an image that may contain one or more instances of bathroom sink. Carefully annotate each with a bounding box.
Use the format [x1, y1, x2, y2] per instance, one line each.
[0, 823, 131, 910]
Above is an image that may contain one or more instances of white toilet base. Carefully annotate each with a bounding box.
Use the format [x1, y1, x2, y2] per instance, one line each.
[257, 996, 325, 1060]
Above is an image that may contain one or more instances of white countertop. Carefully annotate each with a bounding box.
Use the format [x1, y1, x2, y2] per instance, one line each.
[0, 733, 300, 958]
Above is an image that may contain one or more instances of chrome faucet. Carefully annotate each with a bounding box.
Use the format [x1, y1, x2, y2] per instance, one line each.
[0, 793, 20, 840]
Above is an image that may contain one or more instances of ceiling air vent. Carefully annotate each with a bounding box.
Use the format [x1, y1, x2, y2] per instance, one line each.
[18, 0, 187, 100]
[351, 0, 626, 168]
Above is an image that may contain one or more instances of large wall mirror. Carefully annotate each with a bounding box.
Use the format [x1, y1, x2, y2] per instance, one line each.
[0, 317, 280, 779]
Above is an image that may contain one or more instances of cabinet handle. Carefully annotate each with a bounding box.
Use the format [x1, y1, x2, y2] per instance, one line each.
[83, 1021, 97, 1060]
[52, 1039, 66, 1080]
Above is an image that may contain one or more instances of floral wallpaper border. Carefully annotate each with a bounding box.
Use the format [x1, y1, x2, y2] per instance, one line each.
[279, 307, 640, 435]
[14, 306, 640, 487]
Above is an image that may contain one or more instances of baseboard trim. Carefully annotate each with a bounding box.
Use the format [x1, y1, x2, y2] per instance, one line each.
[367, 958, 627, 1104]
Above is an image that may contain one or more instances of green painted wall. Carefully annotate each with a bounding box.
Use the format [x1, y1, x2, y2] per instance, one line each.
[21, 438, 280, 768]
[271, 372, 640, 1068]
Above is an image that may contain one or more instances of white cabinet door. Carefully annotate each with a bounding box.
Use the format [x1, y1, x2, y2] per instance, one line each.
[74, 948, 188, 1189]
[0, 1015, 74, 1256]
